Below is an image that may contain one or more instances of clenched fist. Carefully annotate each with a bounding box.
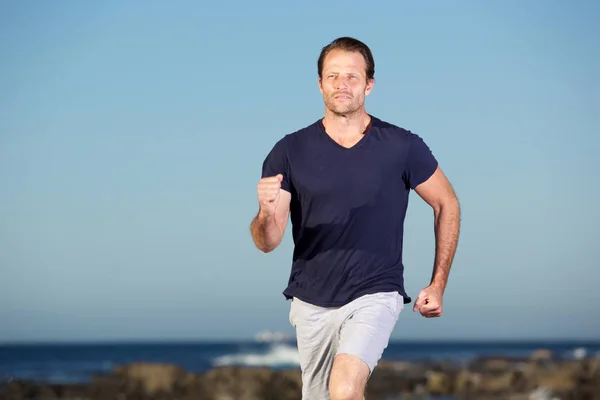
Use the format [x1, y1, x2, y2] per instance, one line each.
[413, 285, 443, 318]
[257, 174, 283, 217]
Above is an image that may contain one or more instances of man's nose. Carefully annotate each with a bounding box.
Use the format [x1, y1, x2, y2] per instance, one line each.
[334, 76, 349, 89]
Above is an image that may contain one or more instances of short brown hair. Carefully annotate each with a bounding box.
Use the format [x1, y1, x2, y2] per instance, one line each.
[317, 37, 375, 81]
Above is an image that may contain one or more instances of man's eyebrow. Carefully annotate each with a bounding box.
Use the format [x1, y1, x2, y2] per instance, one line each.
[323, 69, 362, 75]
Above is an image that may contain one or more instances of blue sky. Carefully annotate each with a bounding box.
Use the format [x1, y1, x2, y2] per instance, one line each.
[1, 0, 598, 343]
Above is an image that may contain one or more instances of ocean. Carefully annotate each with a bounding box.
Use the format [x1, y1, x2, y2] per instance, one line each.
[0, 339, 598, 384]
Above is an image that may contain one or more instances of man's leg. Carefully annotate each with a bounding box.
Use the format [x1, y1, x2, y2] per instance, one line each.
[289, 297, 339, 400]
[328, 292, 404, 400]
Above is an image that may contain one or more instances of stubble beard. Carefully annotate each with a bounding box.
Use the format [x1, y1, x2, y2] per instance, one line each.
[324, 95, 364, 118]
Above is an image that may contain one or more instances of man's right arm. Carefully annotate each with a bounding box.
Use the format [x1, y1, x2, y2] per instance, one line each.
[250, 188, 291, 253]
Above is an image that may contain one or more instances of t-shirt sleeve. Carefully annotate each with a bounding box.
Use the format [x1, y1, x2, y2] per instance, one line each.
[261, 137, 292, 192]
[404, 133, 438, 189]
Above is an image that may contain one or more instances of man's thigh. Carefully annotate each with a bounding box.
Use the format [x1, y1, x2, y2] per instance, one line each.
[336, 291, 405, 374]
[289, 297, 339, 400]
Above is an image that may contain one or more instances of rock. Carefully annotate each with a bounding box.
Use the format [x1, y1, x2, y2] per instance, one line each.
[424, 370, 453, 394]
[478, 370, 515, 394]
[1, 356, 599, 400]
[198, 366, 285, 400]
[259, 369, 302, 400]
[470, 356, 522, 372]
[0, 380, 27, 400]
[114, 362, 190, 395]
[536, 362, 581, 392]
[34, 386, 58, 399]
[366, 361, 427, 398]
[482, 358, 513, 371]
[530, 349, 553, 362]
[454, 369, 475, 393]
[88, 374, 128, 400]
[527, 386, 557, 400]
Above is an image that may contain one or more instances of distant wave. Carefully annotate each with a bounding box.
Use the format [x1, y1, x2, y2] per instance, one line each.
[570, 347, 587, 360]
[212, 344, 300, 368]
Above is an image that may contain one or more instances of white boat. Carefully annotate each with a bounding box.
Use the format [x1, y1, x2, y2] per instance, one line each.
[254, 331, 293, 342]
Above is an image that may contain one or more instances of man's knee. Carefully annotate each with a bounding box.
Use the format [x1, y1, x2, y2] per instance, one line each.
[329, 382, 363, 400]
[328, 354, 369, 400]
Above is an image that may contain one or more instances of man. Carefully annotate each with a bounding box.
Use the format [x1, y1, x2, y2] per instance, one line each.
[250, 37, 460, 400]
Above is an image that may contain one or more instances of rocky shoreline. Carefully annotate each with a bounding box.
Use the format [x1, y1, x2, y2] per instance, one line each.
[1, 349, 598, 400]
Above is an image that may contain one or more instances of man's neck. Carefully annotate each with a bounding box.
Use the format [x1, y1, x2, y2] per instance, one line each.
[322, 109, 371, 138]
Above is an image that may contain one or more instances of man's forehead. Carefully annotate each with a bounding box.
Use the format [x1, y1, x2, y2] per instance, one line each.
[323, 53, 365, 72]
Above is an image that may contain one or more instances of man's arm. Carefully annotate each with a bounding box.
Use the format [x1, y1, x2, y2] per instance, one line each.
[414, 165, 461, 295]
[250, 189, 291, 253]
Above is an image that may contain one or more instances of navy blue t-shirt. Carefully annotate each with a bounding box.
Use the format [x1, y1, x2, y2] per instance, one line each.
[261, 115, 438, 307]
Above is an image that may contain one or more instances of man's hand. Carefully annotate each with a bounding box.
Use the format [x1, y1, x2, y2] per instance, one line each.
[413, 285, 443, 318]
[257, 174, 283, 217]
[251, 173, 290, 253]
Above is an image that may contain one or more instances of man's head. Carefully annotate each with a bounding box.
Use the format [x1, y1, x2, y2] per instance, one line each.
[317, 37, 375, 116]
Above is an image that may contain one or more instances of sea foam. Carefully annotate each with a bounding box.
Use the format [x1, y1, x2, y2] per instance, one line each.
[212, 344, 300, 368]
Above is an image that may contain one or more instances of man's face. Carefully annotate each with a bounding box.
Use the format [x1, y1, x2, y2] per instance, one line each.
[319, 49, 374, 116]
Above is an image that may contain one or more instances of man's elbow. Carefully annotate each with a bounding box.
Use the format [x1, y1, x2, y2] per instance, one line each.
[446, 194, 460, 210]
[256, 238, 283, 253]
[252, 240, 274, 253]
[434, 194, 460, 215]
[258, 245, 275, 253]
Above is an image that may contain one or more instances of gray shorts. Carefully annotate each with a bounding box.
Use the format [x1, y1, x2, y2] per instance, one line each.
[289, 291, 404, 400]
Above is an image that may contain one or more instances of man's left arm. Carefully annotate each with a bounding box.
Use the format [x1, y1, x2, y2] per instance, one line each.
[413, 165, 461, 316]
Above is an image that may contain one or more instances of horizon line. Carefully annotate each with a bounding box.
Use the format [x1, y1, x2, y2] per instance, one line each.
[1, 337, 599, 346]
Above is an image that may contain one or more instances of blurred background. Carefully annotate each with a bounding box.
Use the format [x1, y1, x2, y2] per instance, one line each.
[1, 1, 599, 398]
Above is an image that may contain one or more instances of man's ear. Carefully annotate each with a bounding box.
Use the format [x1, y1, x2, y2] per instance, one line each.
[365, 78, 375, 96]
[318, 77, 323, 94]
